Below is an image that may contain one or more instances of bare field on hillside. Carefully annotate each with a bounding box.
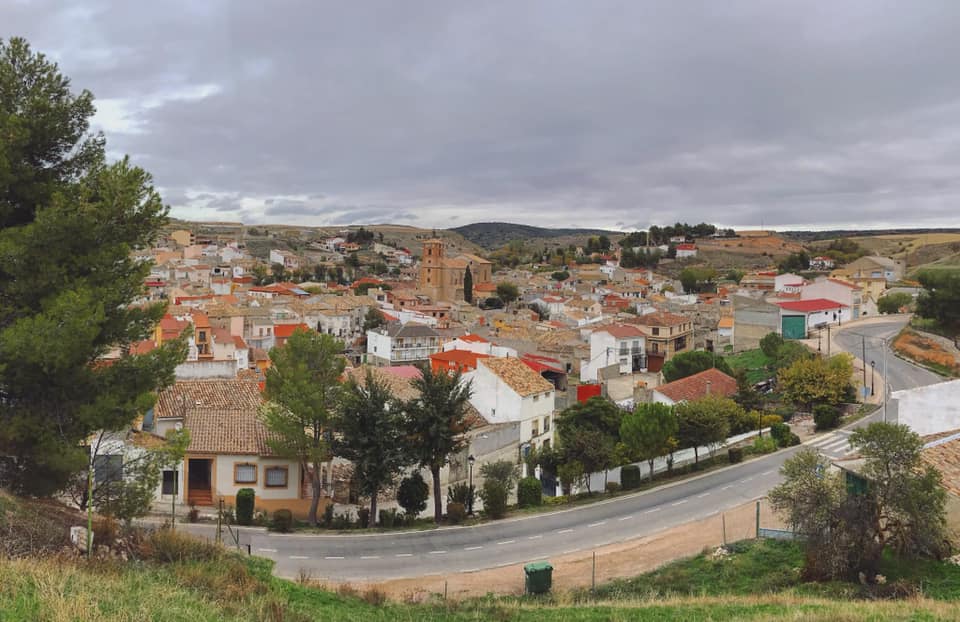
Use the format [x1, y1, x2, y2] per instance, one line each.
[698, 234, 804, 256]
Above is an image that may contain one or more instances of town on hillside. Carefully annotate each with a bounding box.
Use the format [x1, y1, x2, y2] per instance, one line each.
[95, 223, 926, 521]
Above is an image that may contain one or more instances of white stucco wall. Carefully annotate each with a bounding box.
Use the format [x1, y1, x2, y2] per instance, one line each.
[213, 455, 302, 501]
[892, 379, 960, 437]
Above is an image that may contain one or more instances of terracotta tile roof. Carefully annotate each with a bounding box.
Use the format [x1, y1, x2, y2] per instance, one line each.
[345, 365, 420, 401]
[596, 323, 645, 339]
[185, 408, 278, 455]
[459, 333, 489, 343]
[718, 317, 734, 329]
[922, 430, 960, 497]
[479, 357, 554, 397]
[431, 349, 490, 368]
[155, 377, 263, 419]
[655, 368, 737, 403]
[631, 311, 689, 327]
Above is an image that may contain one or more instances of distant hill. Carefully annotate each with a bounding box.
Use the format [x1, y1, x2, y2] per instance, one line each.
[452, 222, 619, 250]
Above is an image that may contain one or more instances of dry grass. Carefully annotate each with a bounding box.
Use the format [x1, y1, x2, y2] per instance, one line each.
[893, 329, 960, 374]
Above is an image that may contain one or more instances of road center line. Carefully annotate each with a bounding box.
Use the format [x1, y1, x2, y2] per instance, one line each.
[587, 521, 607, 528]
[761, 470, 774, 475]
[395, 553, 413, 557]
[696, 492, 710, 498]
[740, 477, 753, 483]
[671, 499, 688, 506]
[428, 550, 447, 555]
[258, 548, 277, 553]
[324, 556, 344, 560]
[464, 546, 483, 551]
[644, 507, 661, 514]
[721, 485, 733, 490]
[618, 515, 633, 521]
[497, 540, 515, 545]
[290, 555, 309, 560]
[528, 535, 543, 540]
[360, 555, 380, 560]
[556, 528, 574, 534]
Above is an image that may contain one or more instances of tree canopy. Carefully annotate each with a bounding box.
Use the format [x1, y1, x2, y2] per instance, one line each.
[406, 365, 474, 522]
[619, 402, 678, 480]
[661, 350, 734, 382]
[916, 271, 960, 332]
[262, 329, 345, 525]
[778, 353, 853, 411]
[496, 282, 519, 305]
[0, 37, 186, 495]
[675, 397, 732, 464]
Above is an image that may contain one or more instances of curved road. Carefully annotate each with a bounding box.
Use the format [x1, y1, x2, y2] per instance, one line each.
[181, 319, 945, 581]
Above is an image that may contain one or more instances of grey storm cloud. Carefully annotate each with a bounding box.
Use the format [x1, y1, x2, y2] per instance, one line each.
[7, 1, 960, 229]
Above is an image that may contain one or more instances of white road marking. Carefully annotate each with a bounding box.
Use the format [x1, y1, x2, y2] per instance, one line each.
[761, 470, 774, 476]
[721, 485, 733, 491]
[528, 535, 543, 540]
[495, 561, 514, 568]
[810, 435, 838, 447]
[258, 548, 278, 553]
[587, 521, 607, 528]
[360, 555, 380, 560]
[562, 548, 581, 554]
[324, 556, 344, 560]
[740, 477, 753, 483]
[428, 550, 447, 555]
[556, 528, 574, 534]
[696, 492, 710, 498]
[463, 568, 481, 573]
[290, 555, 309, 560]
[644, 507, 661, 514]
[395, 553, 413, 558]
[671, 499, 688, 506]
[464, 546, 483, 551]
[497, 540, 515, 545]
[618, 515, 633, 521]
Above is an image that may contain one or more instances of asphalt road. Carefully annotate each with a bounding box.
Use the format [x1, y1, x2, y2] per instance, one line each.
[177, 319, 946, 581]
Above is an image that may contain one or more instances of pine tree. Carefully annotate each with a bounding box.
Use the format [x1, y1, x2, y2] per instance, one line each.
[463, 266, 473, 304]
[0, 37, 186, 494]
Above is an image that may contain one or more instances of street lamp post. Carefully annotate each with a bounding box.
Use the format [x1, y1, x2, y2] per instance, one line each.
[870, 360, 876, 396]
[467, 455, 475, 515]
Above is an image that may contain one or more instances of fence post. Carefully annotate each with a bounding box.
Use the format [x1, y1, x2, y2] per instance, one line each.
[591, 551, 596, 594]
[755, 500, 761, 538]
[722, 513, 727, 546]
[216, 499, 223, 545]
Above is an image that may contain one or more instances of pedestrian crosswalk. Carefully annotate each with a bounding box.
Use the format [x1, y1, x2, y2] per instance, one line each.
[809, 430, 857, 458]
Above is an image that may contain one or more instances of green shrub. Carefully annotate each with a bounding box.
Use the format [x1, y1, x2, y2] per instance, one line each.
[446, 502, 466, 524]
[813, 404, 841, 431]
[447, 482, 474, 508]
[545, 495, 568, 505]
[728, 447, 744, 463]
[322, 503, 334, 528]
[517, 477, 543, 508]
[480, 460, 519, 488]
[621, 464, 642, 490]
[397, 472, 429, 518]
[770, 422, 791, 446]
[235, 489, 255, 526]
[751, 436, 777, 454]
[357, 507, 370, 528]
[378, 508, 397, 528]
[270, 509, 293, 533]
[605, 481, 622, 494]
[479, 479, 508, 519]
[332, 512, 353, 530]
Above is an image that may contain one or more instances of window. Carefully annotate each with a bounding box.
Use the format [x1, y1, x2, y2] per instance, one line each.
[652, 327, 660, 335]
[543, 416, 551, 433]
[234, 463, 257, 484]
[94, 455, 123, 485]
[265, 466, 289, 488]
[162, 470, 178, 495]
[198, 330, 206, 341]
[533, 394, 539, 402]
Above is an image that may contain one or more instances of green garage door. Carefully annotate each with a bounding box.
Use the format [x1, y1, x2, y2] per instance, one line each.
[781, 315, 806, 340]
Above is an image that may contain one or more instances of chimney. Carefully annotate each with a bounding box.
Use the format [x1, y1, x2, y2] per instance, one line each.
[706, 380, 712, 396]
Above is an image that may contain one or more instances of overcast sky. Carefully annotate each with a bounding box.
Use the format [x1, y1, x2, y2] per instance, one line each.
[7, 1, 960, 230]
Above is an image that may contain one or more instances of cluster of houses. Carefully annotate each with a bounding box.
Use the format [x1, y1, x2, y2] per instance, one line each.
[731, 255, 908, 351]
[96, 230, 920, 520]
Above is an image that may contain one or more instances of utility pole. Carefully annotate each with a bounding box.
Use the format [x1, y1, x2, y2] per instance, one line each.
[881, 338, 889, 423]
[861, 335, 868, 394]
[826, 325, 831, 357]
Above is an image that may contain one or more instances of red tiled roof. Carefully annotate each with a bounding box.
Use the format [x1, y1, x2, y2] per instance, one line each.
[656, 368, 737, 403]
[129, 339, 157, 355]
[459, 333, 489, 343]
[431, 349, 490, 368]
[776, 299, 848, 312]
[676, 243, 697, 251]
[380, 365, 422, 380]
[274, 323, 310, 338]
[521, 354, 565, 374]
[597, 323, 645, 339]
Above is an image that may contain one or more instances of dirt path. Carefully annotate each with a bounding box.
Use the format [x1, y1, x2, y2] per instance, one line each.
[332, 499, 785, 601]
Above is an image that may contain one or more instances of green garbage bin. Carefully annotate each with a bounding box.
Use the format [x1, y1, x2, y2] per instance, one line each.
[524, 561, 553, 594]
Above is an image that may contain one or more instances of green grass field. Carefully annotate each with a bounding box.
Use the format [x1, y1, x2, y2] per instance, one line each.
[724, 349, 774, 384]
[5, 538, 960, 621]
